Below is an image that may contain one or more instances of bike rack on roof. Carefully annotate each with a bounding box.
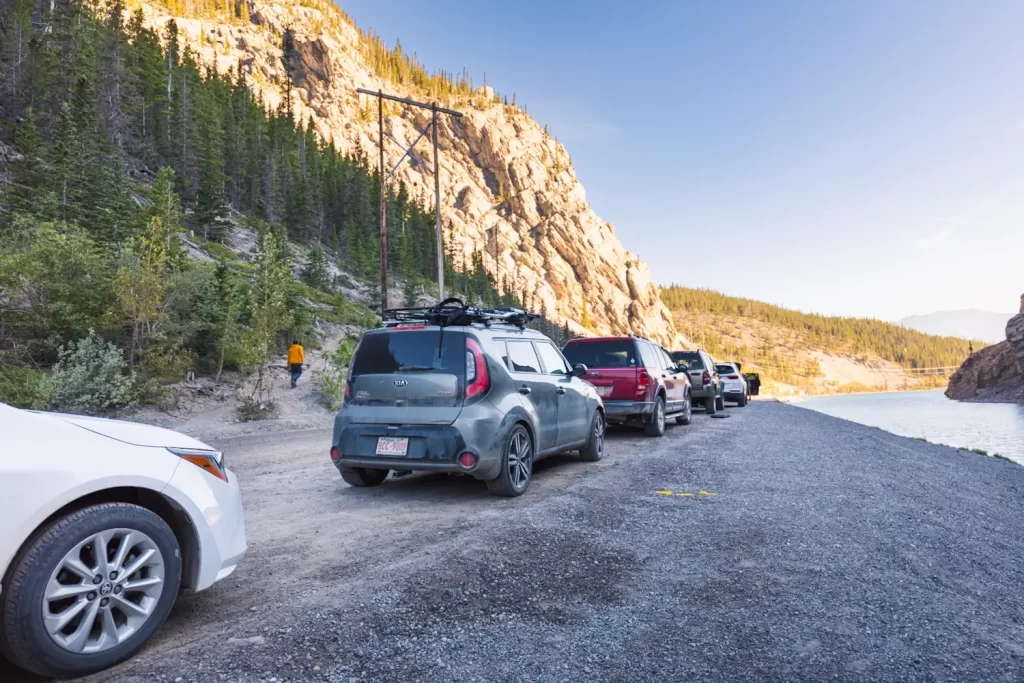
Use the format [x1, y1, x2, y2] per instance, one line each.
[381, 297, 540, 329]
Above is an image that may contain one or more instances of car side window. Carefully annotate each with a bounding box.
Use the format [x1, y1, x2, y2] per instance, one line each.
[506, 341, 541, 373]
[535, 341, 572, 375]
[659, 348, 676, 371]
[636, 341, 652, 370]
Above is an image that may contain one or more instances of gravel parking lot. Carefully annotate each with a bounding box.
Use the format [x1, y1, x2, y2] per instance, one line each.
[8, 401, 1024, 682]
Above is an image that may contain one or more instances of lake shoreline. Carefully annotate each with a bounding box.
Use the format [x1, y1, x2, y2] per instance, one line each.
[794, 389, 1023, 465]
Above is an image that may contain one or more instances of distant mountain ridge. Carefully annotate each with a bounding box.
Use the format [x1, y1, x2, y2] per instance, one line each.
[899, 310, 1014, 343]
[661, 286, 976, 395]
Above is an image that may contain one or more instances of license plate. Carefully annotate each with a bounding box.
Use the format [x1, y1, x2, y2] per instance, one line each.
[375, 436, 409, 456]
[596, 385, 613, 397]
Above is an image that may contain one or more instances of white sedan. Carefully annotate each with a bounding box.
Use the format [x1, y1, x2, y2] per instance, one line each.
[0, 403, 246, 678]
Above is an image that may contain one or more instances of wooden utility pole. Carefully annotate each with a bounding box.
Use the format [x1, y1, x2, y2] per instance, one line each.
[432, 104, 444, 300]
[377, 91, 387, 311]
[357, 89, 463, 309]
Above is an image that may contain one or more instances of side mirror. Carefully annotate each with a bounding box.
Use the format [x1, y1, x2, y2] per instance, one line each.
[572, 364, 588, 378]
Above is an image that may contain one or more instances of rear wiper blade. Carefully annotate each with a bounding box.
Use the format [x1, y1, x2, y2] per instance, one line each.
[397, 366, 437, 372]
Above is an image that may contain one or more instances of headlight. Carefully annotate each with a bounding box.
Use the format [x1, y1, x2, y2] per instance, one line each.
[168, 447, 228, 482]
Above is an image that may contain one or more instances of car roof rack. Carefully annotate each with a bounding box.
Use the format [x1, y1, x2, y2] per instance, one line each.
[381, 297, 540, 329]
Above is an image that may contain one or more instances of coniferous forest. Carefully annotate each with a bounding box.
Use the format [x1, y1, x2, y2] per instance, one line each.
[0, 0, 521, 411]
[662, 286, 976, 373]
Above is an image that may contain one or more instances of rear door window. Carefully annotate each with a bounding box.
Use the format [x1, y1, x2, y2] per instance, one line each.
[535, 341, 572, 375]
[673, 351, 704, 370]
[351, 330, 465, 379]
[562, 340, 637, 368]
[507, 341, 541, 373]
[638, 342, 660, 370]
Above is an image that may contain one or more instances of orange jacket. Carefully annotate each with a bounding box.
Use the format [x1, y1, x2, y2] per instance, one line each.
[287, 344, 305, 365]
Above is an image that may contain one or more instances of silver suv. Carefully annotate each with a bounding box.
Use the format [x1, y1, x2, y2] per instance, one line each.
[330, 301, 605, 497]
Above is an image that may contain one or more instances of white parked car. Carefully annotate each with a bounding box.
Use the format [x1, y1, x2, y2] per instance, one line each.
[715, 362, 749, 407]
[0, 403, 246, 678]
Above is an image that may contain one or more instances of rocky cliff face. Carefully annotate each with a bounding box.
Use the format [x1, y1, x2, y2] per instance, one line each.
[946, 298, 1024, 403]
[133, 1, 682, 346]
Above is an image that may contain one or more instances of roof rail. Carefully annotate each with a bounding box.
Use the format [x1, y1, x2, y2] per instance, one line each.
[381, 297, 540, 329]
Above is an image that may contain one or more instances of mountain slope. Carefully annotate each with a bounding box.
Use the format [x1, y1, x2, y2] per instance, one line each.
[129, 0, 679, 345]
[662, 286, 977, 395]
[900, 310, 1014, 343]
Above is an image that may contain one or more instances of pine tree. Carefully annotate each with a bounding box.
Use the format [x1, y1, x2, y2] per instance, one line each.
[303, 247, 329, 290]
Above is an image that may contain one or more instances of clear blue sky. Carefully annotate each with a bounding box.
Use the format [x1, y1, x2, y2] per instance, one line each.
[341, 0, 1024, 321]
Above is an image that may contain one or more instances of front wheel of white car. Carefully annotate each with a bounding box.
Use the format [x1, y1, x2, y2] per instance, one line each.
[0, 503, 182, 679]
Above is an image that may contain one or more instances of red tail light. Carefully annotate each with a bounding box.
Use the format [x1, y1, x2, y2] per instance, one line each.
[702, 371, 711, 386]
[465, 338, 490, 400]
[636, 368, 650, 397]
[728, 374, 739, 379]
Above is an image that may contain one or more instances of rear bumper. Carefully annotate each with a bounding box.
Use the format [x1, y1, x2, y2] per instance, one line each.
[724, 389, 746, 398]
[603, 400, 655, 417]
[690, 386, 715, 399]
[332, 404, 505, 480]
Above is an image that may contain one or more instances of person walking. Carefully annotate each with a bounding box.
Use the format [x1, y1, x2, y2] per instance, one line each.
[288, 340, 305, 388]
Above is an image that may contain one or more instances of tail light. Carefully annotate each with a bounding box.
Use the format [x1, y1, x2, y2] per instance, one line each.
[636, 368, 650, 397]
[702, 371, 711, 386]
[727, 374, 739, 379]
[465, 338, 490, 400]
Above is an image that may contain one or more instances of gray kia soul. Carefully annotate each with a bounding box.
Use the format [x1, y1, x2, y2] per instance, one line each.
[330, 301, 605, 497]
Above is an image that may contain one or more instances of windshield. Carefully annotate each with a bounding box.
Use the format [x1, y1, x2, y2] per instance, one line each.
[351, 330, 466, 379]
[672, 351, 704, 370]
[562, 340, 637, 368]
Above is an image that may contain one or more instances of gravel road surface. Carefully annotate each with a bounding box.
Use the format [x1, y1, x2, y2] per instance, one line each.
[8, 402, 1024, 682]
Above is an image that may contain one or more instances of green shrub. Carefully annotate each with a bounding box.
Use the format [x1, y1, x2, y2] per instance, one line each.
[0, 366, 47, 409]
[44, 331, 135, 414]
[319, 335, 359, 411]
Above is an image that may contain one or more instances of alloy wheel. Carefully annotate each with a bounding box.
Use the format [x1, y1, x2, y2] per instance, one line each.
[42, 529, 165, 654]
[594, 414, 605, 456]
[506, 430, 532, 491]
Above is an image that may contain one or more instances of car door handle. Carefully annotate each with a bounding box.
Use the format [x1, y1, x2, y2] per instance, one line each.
[518, 386, 532, 395]
[557, 387, 566, 395]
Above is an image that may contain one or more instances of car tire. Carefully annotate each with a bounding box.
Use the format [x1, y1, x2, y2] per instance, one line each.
[487, 424, 533, 497]
[579, 411, 605, 462]
[716, 392, 725, 411]
[704, 395, 717, 415]
[676, 394, 692, 425]
[340, 467, 390, 487]
[645, 396, 666, 436]
[0, 503, 182, 679]
[737, 394, 747, 407]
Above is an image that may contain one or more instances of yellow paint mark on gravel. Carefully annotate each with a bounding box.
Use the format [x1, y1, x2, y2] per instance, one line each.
[677, 493, 694, 497]
[699, 490, 716, 496]
[655, 490, 674, 496]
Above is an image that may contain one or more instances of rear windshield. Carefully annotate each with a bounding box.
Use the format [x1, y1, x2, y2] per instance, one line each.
[351, 330, 466, 378]
[563, 340, 637, 368]
[716, 364, 735, 374]
[672, 351, 704, 370]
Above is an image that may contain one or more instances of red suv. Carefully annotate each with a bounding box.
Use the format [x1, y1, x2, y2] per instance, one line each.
[562, 336, 691, 436]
